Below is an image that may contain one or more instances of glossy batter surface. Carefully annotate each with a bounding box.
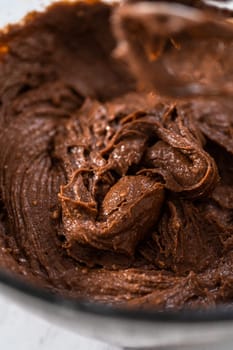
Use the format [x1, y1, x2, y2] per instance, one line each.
[0, 1, 233, 310]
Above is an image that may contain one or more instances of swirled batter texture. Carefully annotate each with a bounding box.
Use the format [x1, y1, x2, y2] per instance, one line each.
[0, 1, 233, 310]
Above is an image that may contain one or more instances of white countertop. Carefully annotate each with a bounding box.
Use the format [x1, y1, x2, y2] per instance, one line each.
[0, 293, 119, 350]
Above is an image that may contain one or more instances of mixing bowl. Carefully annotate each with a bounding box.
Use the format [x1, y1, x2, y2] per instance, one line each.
[2, 270, 233, 349]
[1, 1, 233, 349]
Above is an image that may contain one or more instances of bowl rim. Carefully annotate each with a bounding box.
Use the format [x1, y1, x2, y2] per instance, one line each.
[1, 269, 233, 323]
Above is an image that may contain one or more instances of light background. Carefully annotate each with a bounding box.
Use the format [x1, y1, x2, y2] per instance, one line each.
[0, 0, 233, 349]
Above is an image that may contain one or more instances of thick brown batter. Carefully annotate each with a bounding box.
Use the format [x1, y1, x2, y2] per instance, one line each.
[0, 0, 233, 310]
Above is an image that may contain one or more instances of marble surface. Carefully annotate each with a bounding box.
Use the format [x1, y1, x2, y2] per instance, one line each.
[0, 293, 119, 350]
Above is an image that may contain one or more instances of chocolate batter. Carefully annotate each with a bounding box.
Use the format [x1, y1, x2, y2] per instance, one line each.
[0, 0, 233, 310]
